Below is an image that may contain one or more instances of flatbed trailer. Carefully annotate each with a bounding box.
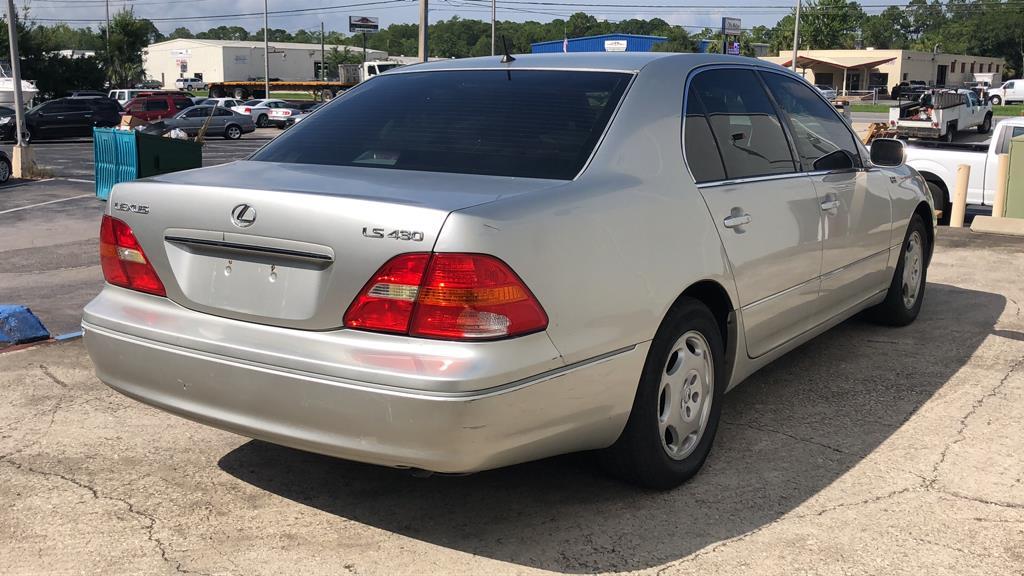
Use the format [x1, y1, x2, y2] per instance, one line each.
[206, 80, 357, 100]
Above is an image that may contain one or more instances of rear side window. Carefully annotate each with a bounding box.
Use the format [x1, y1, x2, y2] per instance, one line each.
[173, 99, 192, 110]
[760, 72, 861, 171]
[684, 92, 726, 183]
[145, 99, 169, 111]
[685, 69, 795, 180]
[251, 70, 631, 180]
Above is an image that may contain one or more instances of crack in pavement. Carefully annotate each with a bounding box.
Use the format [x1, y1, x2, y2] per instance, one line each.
[720, 419, 851, 456]
[0, 459, 211, 576]
[928, 356, 1024, 490]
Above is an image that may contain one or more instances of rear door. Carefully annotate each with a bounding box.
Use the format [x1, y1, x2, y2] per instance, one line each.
[761, 71, 892, 319]
[685, 67, 823, 358]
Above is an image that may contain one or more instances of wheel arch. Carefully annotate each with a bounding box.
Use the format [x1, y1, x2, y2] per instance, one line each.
[665, 280, 738, 388]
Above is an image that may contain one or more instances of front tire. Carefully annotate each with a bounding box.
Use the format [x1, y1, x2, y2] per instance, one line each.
[601, 298, 725, 489]
[927, 181, 949, 226]
[0, 156, 11, 183]
[989, 95, 1002, 106]
[978, 114, 992, 134]
[869, 214, 929, 326]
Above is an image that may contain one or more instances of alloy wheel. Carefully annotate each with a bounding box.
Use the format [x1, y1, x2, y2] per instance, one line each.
[657, 330, 714, 460]
[902, 231, 924, 309]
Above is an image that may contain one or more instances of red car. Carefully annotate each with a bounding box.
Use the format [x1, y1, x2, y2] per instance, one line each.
[123, 93, 194, 121]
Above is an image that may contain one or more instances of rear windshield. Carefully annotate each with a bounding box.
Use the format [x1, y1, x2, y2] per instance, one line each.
[250, 69, 631, 180]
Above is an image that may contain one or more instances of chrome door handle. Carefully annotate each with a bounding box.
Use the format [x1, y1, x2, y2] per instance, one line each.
[723, 214, 752, 228]
[821, 199, 841, 211]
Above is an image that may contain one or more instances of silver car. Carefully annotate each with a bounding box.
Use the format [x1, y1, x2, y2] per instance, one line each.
[84, 54, 934, 488]
[162, 105, 255, 140]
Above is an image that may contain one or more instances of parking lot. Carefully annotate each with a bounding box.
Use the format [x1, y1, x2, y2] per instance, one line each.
[1, 120, 1022, 575]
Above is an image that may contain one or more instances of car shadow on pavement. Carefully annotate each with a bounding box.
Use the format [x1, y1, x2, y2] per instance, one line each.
[218, 282, 1006, 573]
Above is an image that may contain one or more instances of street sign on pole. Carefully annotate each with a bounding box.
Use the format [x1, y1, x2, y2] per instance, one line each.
[726, 41, 741, 55]
[349, 16, 379, 33]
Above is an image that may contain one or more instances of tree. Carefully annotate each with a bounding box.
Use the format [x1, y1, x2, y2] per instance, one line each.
[861, 6, 911, 49]
[99, 9, 154, 88]
[168, 27, 193, 40]
[800, 0, 866, 49]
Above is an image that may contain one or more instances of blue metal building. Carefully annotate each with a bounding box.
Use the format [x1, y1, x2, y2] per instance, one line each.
[531, 33, 667, 54]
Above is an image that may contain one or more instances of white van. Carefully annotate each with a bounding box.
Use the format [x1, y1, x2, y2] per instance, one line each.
[108, 89, 148, 107]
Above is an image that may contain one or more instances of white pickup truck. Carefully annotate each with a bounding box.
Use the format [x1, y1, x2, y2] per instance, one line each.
[904, 118, 1024, 220]
[889, 89, 992, 142]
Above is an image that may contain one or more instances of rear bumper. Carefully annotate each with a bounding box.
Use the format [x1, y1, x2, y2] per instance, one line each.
[83, 287, 645, 472]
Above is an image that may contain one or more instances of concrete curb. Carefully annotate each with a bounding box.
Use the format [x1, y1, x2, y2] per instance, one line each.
[969, 215, 1024, 237]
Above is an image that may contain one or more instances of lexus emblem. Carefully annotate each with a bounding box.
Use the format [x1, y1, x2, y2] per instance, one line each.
[230, 204, 257, 228]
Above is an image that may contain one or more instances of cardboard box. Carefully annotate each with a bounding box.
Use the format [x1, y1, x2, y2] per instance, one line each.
[119, 115, 146, 130]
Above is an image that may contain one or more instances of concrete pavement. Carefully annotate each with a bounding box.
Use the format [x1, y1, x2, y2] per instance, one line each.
[1, 228, 1022, 575]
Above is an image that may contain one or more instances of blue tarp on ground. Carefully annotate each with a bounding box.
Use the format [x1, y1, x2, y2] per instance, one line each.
[0, 305, 50, 346]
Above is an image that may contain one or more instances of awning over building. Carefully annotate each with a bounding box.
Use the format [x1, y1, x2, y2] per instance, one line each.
[779, 54, 897, 69]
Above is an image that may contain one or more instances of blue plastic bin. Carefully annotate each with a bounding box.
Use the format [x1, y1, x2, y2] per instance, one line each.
[93, 128, 203, 200]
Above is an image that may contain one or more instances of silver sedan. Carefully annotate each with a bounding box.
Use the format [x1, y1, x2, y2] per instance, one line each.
[84, 53, 933, 488]
[162, 105, 256, 139]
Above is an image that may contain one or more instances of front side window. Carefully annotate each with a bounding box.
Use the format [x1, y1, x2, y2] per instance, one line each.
[761, 72, 861, 171]
[252, 70, 631, 180]
[685, 68, 795, 180]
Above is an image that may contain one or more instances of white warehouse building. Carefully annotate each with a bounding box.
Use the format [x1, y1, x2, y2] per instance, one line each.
[143, 38, 388, 87]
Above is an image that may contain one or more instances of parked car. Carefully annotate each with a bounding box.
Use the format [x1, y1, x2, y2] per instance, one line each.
[814, 84, 837, 100]
[161, 105, 256, 139]
[0, 96, 121, 142]
[136, 80, 163, 90]
[84, 54, 933, 489]
[175, 77, 206, 91]
[285, 103, 323, 127]
[123, 93, 194, 121]
[201, 97, 244, 110]
[0, 149, 11, 183]
[903, 117, 1024, 221]
[109, 89, 149, 107]
[892, 80, 928, 100]
[230, 98, 288, 127]
[987, 79, 1023, 105]
[888, 88, 992, 142]
[268, 101, 321, 128]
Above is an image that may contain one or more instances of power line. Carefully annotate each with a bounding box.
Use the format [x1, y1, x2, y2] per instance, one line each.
[29, 0, 414, 23]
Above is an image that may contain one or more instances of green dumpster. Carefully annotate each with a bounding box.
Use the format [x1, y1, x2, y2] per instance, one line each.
[94, 128, 203, 200]
[1006, 135, 1024, 219]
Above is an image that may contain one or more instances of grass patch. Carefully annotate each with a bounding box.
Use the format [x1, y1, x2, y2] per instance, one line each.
[851, 103, 1024, 116]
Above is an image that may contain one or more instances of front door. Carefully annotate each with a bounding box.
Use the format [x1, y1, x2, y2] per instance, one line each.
[684, 68, 823, 358]
[761, 71, 893, 319]
[936, 65, 947, 87]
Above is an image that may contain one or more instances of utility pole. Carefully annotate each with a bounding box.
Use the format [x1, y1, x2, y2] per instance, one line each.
[320, 21, 325, 81]
[362, 32, 367, 63]
[6, 0, 31, 176]
[790, 0, 801, 73]
[490, 0, 495, 56]
[263, 0, 270, 98]
[105, 0, 110, 48]
[418, 0, 428, 62]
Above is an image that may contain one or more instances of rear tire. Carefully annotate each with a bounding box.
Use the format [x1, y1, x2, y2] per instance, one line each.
[233, 88, 246, 100]
[927, 181, 949, 226]
[989, 95, 1002, 106]
[869, 214, 929, 327]
[256, 114, 269, 128]
[978, 114, 992, 134]
[943, 124, 956, 143]
[600, 298, 725, 489]
[0, 156, 11, 183]
[224, 124, 242, 140]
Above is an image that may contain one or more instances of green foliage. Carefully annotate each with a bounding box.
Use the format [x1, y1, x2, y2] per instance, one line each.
[98, 9, 161, 88]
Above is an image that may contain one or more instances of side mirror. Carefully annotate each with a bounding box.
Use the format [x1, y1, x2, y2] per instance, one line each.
[869, 138, 905, 167]
[813, 149, 856, 171]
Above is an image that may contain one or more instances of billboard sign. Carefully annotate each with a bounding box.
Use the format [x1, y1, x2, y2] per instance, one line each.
[721, 17, 742, 36]
[604, 40, 627, 52]
[726, 41, 741, 55]
[349, 16, 379, 33]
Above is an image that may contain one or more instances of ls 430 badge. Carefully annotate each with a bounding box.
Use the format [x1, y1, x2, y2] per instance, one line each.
[362, 228, 424, 241]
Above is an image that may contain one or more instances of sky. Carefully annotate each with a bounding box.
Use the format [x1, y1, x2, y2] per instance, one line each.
[21, 0, 914, 35]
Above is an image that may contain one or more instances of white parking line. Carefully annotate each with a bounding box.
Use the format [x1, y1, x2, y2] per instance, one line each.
[0, 193, 93, 215]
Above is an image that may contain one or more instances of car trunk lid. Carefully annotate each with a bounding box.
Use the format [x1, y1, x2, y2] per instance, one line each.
[107, 160, 564, 330]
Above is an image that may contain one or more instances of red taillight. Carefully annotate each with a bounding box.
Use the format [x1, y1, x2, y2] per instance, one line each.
[344, 253, 548, 340]
[99, 215, 166, 296]
[243, 107, 251, 113]
[282, 110, 292, 116]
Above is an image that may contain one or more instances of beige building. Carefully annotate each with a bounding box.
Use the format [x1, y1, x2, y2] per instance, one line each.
[142, 38, 388, 87]
[759, 49, 1006, 95]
